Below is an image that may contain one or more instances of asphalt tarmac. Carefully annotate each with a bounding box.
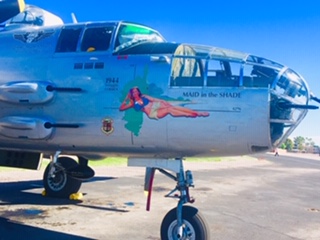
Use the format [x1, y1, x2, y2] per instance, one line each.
[0, 152, 319, 240]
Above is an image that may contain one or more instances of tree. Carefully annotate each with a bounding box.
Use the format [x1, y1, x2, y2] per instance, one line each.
[305, 137, 315, 152]
[294, 136, 305, 151]
[280, 143, 286, 149]
[284, 138, 294, 151]
[305, 137, 315, 147]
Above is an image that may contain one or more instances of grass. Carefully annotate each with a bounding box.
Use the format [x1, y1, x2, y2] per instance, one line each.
[88, 157, 227, 166]
[89, 157, 127, 166]
[89, 157, 225, 165]
[186, 157, 223, 162]
[0, 157, 128, 172]
[0, 156, 241, 172]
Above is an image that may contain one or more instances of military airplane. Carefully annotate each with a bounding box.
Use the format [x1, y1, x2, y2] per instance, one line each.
[1, 0, 320, 239]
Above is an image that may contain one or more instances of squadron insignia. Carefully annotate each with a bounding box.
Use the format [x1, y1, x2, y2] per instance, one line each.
[13, 31, 54, 43]
[101, 118, 114, 135]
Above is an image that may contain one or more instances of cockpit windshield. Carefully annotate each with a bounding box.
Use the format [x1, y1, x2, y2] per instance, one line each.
[114, 23, 165, 52]
[5, 5, 63, 28]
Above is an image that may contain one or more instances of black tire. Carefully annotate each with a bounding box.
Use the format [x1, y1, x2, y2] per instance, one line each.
[43, 157, 82, 198]
[160, 206, 210, 240]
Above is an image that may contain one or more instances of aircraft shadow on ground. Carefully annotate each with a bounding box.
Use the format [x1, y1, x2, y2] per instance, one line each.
[0, 216, 95, 240]
[0, 176, 115, 206]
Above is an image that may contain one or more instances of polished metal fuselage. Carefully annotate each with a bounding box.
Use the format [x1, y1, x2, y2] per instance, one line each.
[0, 21, 309, 159]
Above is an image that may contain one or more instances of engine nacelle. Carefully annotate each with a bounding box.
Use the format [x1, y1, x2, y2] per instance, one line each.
[0, 0, 25, 23]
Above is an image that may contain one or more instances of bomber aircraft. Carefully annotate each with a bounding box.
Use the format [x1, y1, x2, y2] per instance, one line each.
[1, 1, 320, 239]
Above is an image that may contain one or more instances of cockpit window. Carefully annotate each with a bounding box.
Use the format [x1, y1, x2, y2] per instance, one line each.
[241, 64, 279, 88]
[246, 55, 284, 69]
[56, 27, 82, 53]
[206, 60, 240, 87]
[81, 27, 113, 52]
[9, 11, 39, 25]
[6, 6, 63, 28]
[114, 23, 165, 52]
[170, 45, 203, 87]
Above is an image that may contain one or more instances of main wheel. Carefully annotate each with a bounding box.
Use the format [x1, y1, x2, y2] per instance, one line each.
[43, 157, 82, 198]
[160, 206, 210, 240]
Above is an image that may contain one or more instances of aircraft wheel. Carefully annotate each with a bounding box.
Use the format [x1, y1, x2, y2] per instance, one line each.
[43, 157, 82, 198]
[160, 206, 210, 240]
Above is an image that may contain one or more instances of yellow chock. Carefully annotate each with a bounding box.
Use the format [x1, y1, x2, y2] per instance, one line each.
[69, 192, 83, 200]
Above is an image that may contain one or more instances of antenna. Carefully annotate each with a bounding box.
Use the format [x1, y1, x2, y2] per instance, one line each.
[311, 92, 320, 104]
[71, 13, 78, 23]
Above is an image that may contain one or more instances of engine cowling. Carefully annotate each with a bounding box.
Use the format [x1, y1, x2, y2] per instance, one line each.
[0, 0, 25, 23]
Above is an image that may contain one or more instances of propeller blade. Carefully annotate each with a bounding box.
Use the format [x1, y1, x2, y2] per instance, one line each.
[0, 0, 25, 23]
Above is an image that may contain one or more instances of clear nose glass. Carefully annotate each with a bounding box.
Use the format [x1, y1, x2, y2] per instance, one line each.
[274, 68, 308, 103]
[269, 68, 309, 146]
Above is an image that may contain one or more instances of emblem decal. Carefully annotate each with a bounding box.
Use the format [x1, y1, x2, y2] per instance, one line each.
[101, 118, 114, 135]
[13, 31, 54, 43]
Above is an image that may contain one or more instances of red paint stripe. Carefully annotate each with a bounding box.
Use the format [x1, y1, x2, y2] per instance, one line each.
[117, 55, 128, 60]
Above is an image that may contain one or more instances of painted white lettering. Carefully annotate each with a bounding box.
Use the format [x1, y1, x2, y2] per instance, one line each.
[219, 92, 241, 98]
[183, 92, 200, 97]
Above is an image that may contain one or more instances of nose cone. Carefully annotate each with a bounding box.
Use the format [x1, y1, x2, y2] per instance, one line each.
[269, 67, 310, 147]
[169, 44, 313, 151]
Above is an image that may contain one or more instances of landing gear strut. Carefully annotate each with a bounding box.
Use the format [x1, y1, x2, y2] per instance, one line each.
[128, 158, 210, 240]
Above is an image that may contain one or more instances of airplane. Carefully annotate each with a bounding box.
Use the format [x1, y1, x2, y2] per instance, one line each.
[1, 1, 320, 239]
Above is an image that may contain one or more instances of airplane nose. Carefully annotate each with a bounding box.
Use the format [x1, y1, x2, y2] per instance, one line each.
[269, 66, 310, 147]
[168, 44, 314, 152]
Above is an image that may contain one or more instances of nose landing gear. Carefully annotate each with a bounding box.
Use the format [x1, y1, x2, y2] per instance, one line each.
[128, 158, 210, 240]
[161, 205, 209, 240]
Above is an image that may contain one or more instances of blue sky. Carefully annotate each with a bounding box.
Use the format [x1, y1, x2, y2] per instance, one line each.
[26, 1, 320, 144]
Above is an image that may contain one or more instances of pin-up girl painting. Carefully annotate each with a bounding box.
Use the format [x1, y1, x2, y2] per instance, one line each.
[119, 87, 209, 119]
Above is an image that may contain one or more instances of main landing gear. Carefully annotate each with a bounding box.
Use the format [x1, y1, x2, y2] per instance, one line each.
[128, 158, 210, 240]
[43, 152, 94, 198]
